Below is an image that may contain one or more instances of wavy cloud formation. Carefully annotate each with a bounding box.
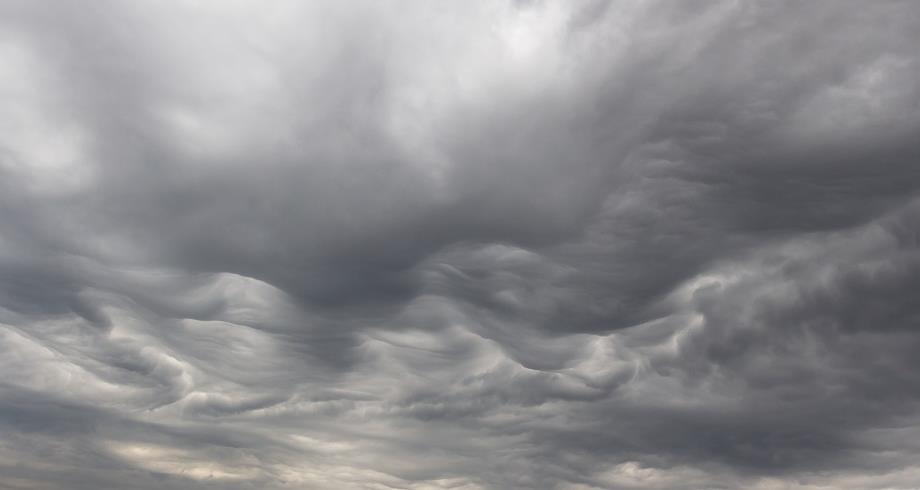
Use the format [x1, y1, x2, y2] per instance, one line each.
[2, 1, 920, 488]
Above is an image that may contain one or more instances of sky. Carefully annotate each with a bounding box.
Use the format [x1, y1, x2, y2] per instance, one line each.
[2, 1, 920, 489]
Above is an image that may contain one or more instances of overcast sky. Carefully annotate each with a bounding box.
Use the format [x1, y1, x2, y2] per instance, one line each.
[2, 1, 920, 489]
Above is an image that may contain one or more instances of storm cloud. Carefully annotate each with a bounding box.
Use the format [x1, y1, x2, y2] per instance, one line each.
[3, 1, 920, 488]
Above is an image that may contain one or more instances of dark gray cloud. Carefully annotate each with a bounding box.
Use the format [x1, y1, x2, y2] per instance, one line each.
[2, 0, 920, 488]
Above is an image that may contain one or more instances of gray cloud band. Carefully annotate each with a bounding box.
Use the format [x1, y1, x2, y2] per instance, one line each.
[2, 1, 920, 488]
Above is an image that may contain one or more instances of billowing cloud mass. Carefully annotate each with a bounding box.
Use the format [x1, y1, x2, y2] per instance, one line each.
[2, 1, 920, 488]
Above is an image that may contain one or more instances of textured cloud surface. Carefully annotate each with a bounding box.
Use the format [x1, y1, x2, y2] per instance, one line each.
[3, 1, 920, 488]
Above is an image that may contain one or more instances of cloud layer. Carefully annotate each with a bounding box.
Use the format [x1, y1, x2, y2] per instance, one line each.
[3, 1, 920, 488]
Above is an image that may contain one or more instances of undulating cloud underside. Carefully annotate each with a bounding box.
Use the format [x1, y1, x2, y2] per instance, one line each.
[2, 1, 920, 489]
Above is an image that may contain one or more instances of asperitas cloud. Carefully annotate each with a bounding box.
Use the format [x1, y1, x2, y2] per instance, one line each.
[2, 1, 920, 489]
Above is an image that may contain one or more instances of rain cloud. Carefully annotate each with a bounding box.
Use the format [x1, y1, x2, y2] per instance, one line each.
[3, 1, 920, 488]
